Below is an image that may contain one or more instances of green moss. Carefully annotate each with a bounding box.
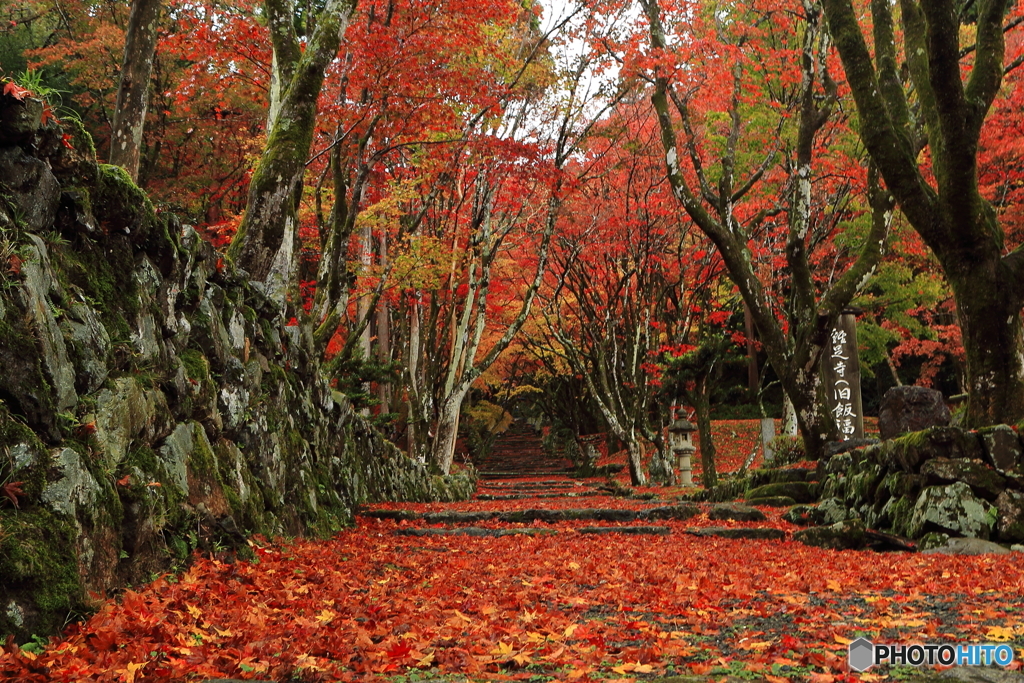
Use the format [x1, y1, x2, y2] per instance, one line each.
[94, 165, 159, 241]
[0, 507, 89, 642]
[61, 117, 96, 162]
[179, 349, 209, 383]
[888, 495, 915, 537]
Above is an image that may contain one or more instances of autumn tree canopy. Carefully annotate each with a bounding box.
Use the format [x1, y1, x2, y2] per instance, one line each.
[6, 0, 1024, 480]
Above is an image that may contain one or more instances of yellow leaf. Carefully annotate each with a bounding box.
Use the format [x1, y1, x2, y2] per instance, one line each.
[520, 610, 539, 623]
[186, 603, 202, 620]
[833, 635, 853, 645]
[568, 561, 580, 570]
[124, 661, 146, 683]
[453, 609, 473, 623]
[416, 651, 435, 668]
[316, 609, 335, 625]
[563, 623, 578, 638]
[612, 664, 631, 674]
[635, 663, 653, 673]
[214, 627, 233, 637]
[526, 631, 546, 643]
[513, 652, 533, 666]
[987, 626, 1015, 642]
[491, 641, 515, 658]
[826, 580, 843, 591]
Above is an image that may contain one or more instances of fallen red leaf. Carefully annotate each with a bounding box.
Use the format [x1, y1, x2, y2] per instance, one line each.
[2, 481, 24, 508]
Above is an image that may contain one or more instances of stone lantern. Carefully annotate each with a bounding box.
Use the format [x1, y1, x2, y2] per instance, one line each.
[669, 417, 697, 486]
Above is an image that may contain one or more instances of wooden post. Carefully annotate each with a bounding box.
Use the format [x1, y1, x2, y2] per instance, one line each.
[821, 309, 864, 440]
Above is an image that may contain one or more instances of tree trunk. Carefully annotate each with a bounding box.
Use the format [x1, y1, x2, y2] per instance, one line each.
[376, 231, 391, 414]
[625, 437, 648, 487]
[821, 0, 1024, 428]
[693, 378, 717, 489]
[109, 0, 162, 182]
[432, 389, 469, 475]
[227, 0, 356, 295]
[949, 264, 1024, 425]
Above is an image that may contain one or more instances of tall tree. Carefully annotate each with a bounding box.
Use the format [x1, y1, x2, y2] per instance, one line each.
[226, 0, 358, 300]
[637, 0, 889, 459]
[109, 0, 163, 181]
[821, 0, 1024, 427]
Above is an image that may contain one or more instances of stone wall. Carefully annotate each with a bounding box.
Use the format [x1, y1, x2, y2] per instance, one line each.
[0, 94, 474, 642]
[815, 425, 1023, 548]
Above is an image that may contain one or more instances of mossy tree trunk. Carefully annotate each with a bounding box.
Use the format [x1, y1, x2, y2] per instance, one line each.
[109, 0, 162, 182]
[227, 0, 357, 300]
[640, 0, 889, 459]
[821, 0, 1024, 427]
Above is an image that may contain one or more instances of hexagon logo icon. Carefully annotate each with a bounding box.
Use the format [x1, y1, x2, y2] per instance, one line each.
[849, 637, 875, 672]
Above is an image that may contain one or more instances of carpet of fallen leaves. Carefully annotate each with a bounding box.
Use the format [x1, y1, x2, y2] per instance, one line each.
[5, 418, 1023, 683]
[4, 523, 1024, 682]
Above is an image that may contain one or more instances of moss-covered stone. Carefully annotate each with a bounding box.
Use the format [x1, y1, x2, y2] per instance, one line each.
[909, 482, 996, 540]
[793, 519, 868, 550]
[0, 507, 88, 643]
[746, 481, 814, 503]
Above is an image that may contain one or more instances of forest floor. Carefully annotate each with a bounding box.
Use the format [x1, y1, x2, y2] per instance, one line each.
[4, 420, 1024, 682]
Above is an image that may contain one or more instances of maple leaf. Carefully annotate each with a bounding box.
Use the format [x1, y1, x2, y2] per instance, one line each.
[987, 626, 1015, 642]
[123, 661, 146, 683]
[3, 81, 30, 101]
[2, 481, 24, 508]
[386, 642, 413, 659]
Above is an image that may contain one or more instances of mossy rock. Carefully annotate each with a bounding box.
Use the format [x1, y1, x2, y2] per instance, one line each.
[748, 466, 810, 487]
[875, 426, 984, 473]
[0, 507, 90, 643]
[746, 496, 796, 507]
[709, 503, 766, 522]
[908, 482, 996, 540]
[919, 457, 1006, 501]
[746, 481, 814, 504]
[793, 519, 868, 550]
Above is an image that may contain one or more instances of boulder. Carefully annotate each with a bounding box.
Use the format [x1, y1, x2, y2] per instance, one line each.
[995, 490, 1024, 543]
[978, 425, 1023, 475]
[708, 503, 766, 522]
[746, 496, 796, 507]
[878, 386, 950, 440]
[920, 537, 1012, 556]
[874, 427, 984, 473]
[909, 482, 996, 540]
[0, 95, 44, 144]
[919, 457, 1006, 501]
[745, 481, 815, 503]
[783, 504, 825, 526]
[0, 147, 61, 232]
[645, 504, 700, 521]
[793, 519, 867, 550]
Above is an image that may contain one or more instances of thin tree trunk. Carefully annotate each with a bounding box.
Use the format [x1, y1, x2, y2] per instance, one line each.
[110, 0, 162, 182]
[693, 377, 718, 489]
[377, 230, 391, 413]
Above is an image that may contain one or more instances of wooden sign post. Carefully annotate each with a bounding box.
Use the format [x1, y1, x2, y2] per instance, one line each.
[821, 310, 864, 441]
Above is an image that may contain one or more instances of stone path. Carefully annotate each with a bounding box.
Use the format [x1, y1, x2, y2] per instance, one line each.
[362, 421, 794, 540]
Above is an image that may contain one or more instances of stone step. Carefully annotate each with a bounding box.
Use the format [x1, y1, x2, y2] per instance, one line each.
[361, 505, 701, 524]
[684, 527, 786, 540]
